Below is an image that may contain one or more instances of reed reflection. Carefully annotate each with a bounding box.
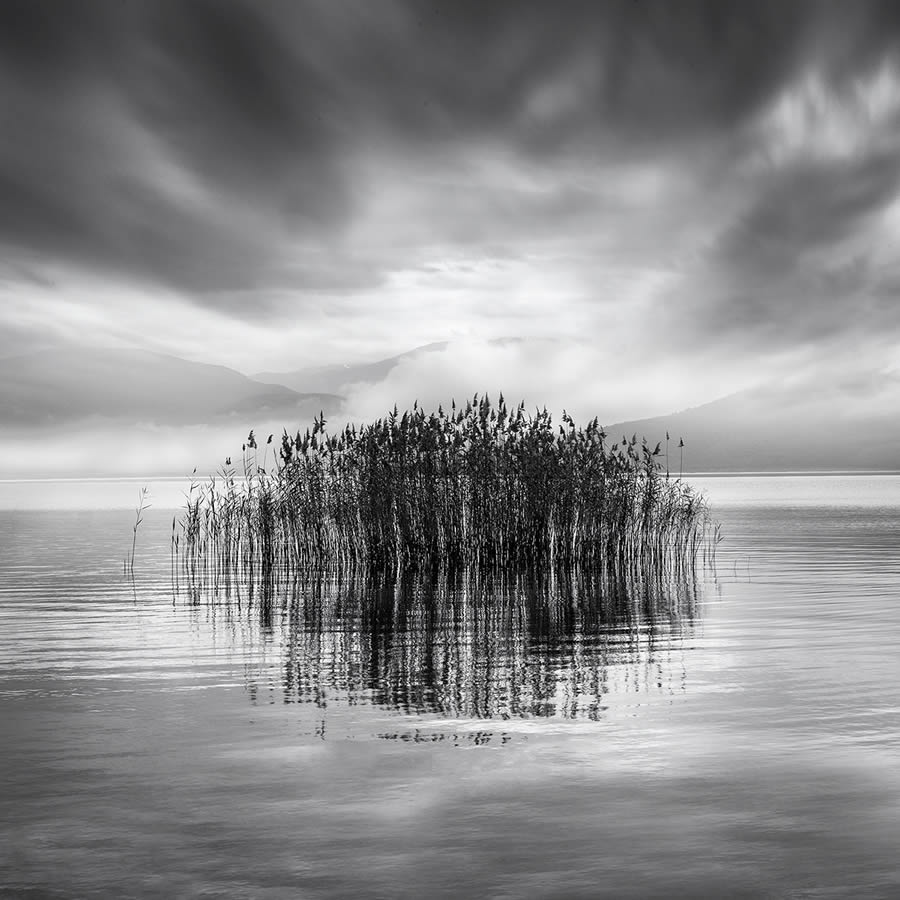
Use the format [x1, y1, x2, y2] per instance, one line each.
[179, 565, 700, 725]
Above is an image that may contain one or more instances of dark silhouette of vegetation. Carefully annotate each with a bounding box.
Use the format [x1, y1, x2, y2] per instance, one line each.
[175, 394, 714, 579]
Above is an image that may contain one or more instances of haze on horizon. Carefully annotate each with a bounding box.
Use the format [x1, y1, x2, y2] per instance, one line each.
[3, 1, 900, 475]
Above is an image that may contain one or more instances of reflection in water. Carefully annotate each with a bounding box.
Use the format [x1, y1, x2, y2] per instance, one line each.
[6, 495, 900, 898]
[178, 566, 701, 727]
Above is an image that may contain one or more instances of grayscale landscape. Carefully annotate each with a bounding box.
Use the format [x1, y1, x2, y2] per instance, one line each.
[2, 2, 899, 898]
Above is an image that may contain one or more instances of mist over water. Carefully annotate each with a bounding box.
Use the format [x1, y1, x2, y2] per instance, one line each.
[1, 476, 899, 897]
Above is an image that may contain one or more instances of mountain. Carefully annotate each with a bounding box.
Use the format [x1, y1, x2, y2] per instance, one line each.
[5, 343, 896, 473]
[0, 347, 344, 426]
[256, 339, 899, 471]
[607, 374, 900, 472]
[252, 341, 449, 394]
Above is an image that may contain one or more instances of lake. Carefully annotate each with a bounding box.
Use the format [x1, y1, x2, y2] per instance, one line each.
[1, 475, 899, 898]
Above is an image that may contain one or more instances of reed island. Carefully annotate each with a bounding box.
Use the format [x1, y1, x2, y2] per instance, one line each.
[177, 394, 714, 577]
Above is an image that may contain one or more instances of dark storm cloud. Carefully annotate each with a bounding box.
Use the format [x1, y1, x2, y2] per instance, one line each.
[663, 137, 900, 352]
[347, 0, 812, 148]
[3, 0, 900, 328]
[732, 154, 900, 259]
[0, 0, 359, 305]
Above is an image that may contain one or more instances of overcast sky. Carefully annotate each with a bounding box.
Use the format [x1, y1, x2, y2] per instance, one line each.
[3, 0, 900, 422]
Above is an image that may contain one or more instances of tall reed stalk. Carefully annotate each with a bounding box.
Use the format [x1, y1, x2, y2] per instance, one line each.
[125, 485, 150, 575]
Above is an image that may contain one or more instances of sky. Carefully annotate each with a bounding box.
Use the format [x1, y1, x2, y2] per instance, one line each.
[3, 0, 900, 428]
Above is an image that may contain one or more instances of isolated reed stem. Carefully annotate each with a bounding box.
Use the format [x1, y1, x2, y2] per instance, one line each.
[126, 485, 150, 574]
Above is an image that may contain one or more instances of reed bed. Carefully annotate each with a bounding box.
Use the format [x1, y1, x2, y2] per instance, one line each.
[175, 394, 715, 579]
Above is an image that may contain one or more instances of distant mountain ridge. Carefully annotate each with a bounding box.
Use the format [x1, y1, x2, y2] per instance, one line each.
[3, 343, 896, 472]
[255, 341, 900, 471]
[251, 341, 449, 395]
[0, 347, 344, 426]
[607, 376, 900, 472]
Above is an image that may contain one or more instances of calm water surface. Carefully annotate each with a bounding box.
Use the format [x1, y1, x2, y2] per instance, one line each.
[1, 475, 899, 898]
